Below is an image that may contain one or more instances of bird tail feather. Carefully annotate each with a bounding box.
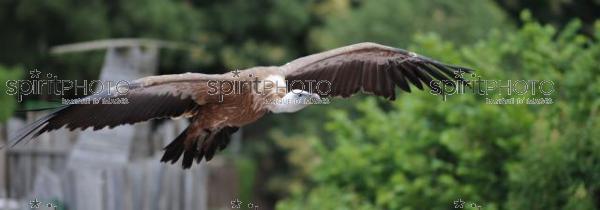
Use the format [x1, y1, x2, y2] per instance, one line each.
[160, 126, 239, 169]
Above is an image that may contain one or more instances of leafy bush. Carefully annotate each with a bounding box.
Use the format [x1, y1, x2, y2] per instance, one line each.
[276, 13, 600, 210]
[309, 0, 509, 50]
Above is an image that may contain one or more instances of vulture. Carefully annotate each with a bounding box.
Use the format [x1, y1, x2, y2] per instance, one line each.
[7, 42, 472, 168]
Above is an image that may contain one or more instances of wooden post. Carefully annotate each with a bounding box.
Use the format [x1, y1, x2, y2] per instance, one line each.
[0, 123, 6, 198]
[52, 39, 176, 210]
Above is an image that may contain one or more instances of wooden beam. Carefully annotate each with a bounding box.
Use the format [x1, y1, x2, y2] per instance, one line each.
[49, 38, 186, 54]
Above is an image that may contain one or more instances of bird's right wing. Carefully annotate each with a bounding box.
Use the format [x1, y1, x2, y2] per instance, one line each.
[7, 73, 226, 147]
[282, 42, 472, 100]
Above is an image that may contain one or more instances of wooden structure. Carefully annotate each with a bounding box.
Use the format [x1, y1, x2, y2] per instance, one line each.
[0, 39, 241, 210]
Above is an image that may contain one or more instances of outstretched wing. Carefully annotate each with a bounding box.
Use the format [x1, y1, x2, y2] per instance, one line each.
[282, 42, 472, 100]
[7, 73, 225, 147]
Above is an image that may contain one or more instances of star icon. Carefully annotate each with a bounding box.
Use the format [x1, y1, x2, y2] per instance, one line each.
[232, 69, 241, 77]
[29, 198, 41, 208]
[453, 69, 466, 79]
[30, 69, 41, 79]
[230, 198, 242, 209]
[453, 198, 465, 209]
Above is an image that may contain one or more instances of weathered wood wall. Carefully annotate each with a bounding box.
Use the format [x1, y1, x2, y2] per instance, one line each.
[0, 42, 242, 210]
[1, 117, 240, 210]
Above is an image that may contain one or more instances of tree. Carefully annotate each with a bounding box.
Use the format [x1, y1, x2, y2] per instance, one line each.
[0, 0, 200, 79]
[276, 13, 600, 210]
[308, 0, 508, 50]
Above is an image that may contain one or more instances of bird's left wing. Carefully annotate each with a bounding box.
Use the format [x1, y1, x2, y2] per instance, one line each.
[7, 73, 226, 147]
[282, 42, 472, 100]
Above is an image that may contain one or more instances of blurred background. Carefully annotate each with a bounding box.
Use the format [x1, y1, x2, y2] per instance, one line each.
[0, 0, 599, 209]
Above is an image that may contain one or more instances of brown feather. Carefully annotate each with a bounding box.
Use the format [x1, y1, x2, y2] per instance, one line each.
[283, 42, 472, 99]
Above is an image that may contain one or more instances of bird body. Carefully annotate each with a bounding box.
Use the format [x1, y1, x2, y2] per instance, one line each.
[8, 42, 472, 168]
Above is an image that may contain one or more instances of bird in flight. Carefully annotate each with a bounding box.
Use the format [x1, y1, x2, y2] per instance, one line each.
[8, 42, 471, 168]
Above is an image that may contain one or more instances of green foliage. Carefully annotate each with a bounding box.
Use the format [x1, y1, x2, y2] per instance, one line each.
[247, 2, 513, 202]
[0, 0, 200, 78]
[236, 157, 257, 204]
[0, 65, 23, 122]
[276, 15, 600, 210]
[1, 1, 598, 209]
[493, 0, 600, 35]
[309, 0, 509, 50]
